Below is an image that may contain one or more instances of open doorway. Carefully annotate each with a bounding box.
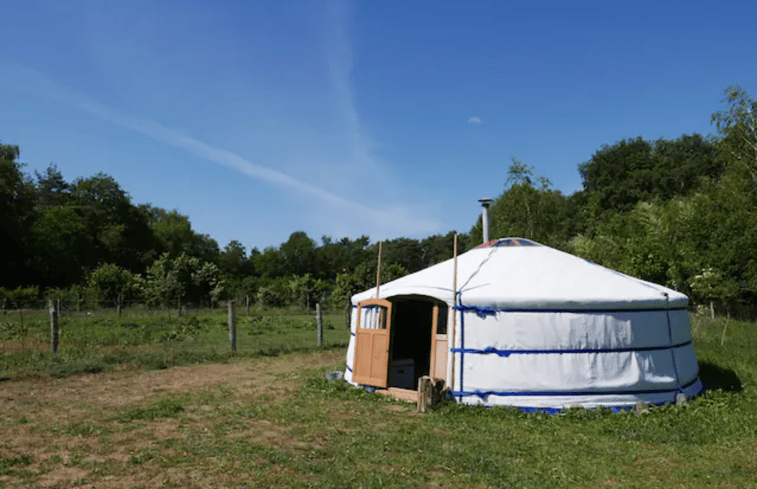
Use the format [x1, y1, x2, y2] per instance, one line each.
[353, 295, 447, 392]
[388, 297, 447, 390]
[389, 299, 433, 388]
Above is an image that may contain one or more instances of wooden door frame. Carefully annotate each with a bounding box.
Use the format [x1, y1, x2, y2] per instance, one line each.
[429, 302, 448, 385]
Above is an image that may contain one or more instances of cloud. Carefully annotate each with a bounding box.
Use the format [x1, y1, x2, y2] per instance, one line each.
[4, 64, 441, 240]
[468, 116, 484, 125]
[324, 2, 378, 172]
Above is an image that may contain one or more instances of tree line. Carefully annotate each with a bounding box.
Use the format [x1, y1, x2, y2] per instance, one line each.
[0, 151, 470, 312]
[472, 86, 757, 316]
[2, 85, 756, 316]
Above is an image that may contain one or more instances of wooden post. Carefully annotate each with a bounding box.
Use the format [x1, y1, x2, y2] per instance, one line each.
[417, 375, 445, 413]
[316, 302, 323, 346]
[177, 296, 182, 318]
[721, 319, 729, 346]
[50, 299, 59, 353]
[375, 241, 383, 298]
[449, 234, 458, 394]
[246, 295, 250, 316]
[228, 301, 237, 352]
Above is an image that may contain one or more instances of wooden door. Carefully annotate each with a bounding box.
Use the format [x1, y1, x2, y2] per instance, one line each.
[429, 303, 448, 382]
[352, 298, 393, 387]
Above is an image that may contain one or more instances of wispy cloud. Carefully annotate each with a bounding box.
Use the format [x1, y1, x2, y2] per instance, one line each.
[324, 1, 380, 174]
[4, 64, 440, 239]
[468, 116, 484, 125]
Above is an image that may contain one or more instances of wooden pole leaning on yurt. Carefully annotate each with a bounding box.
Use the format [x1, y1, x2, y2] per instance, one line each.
[375, 241, 383, 298]
[449, 234, 459, 393]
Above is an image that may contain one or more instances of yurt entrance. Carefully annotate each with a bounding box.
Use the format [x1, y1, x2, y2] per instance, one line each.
[352, 296, 448, 398]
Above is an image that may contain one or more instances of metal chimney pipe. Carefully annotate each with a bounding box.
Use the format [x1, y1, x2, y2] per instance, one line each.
[479, 198, 493, 244]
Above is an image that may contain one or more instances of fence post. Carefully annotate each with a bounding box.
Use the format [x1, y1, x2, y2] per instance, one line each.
[316, 302, 323, 347]
[228, 301, 237, 352]
[50, 299, 59, 353]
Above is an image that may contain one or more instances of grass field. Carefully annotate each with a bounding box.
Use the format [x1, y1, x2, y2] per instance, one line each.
[0, 307, 349, 380]
[1, 311, 756, 488]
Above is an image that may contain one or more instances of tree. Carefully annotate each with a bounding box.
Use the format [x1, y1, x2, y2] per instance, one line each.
[652, 134, 721, 195]
[419, 231, 470, 268]
[143, 206, 194, 258]
[256, 278, 289, 308]
[377, 237, 425, 273]
[288, 273, 316, 313]
[34, 164, 70, 209]
[146, 253, 223, 315]
[141, 206, 219, 264]
[470, 157, 570, 248]
[89, 263, 142, 315]
[711, 85, 757, 182]
[254, 246, 286, 279]
[314, 235, 371, 280]
[0, 143, 35, 287]
[219, 240, 249, 277]
[577, 135, 721, 216]
[192, 260, 225, 307]
[280, 231, 316, 276]
[29, 206, 87, 287]
[69, 173, 155, 274]
[689, 268, 738, 317]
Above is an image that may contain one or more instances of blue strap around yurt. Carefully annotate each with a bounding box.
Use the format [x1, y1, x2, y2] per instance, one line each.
[664, 293, 684, 393]
[451, 299, 692, 403]
[454, 304, 688, 316]
[458, 292, 465, 402]
[450, 340, 693, 357]
[449, 376, 700, 401]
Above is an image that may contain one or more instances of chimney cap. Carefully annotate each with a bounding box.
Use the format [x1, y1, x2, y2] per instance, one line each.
[478, 198, 493, 207]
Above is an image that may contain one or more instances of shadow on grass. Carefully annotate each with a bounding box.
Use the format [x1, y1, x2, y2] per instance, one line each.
[698, 360, 742, 392]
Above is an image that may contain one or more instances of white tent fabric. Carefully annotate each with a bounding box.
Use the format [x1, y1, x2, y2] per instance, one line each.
[345, 238, 703, 410]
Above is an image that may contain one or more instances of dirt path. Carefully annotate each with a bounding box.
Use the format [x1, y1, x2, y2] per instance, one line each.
[0, 350, 351, 488]
[0, 350, 345, 412]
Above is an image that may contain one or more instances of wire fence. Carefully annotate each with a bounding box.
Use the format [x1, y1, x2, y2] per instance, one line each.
[0, 299, 334, 318]
[0, 299, 349, 378]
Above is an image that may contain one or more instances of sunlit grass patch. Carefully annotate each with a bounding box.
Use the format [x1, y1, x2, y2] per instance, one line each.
[1, 315, 756, 487]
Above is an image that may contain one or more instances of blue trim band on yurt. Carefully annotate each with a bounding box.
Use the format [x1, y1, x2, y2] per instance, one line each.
[453, 304, 688, 315]
[450, 340, 693, 357]
[663, 294, 685, 392]
[450, 377, 701, 401]
[459, 301, 465, 403]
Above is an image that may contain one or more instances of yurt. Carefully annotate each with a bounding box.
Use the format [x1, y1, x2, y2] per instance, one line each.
[344, 238, 703, 411]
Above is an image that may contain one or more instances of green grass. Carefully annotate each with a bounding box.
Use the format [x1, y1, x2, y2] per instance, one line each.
[115, 398, 185, 422]
[0, 307, 349, 379]
[1, 314, 756, 488]
[0, 454, 33, 476]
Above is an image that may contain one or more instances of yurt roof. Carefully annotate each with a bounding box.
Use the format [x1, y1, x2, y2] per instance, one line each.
[352, 238, 688, 310]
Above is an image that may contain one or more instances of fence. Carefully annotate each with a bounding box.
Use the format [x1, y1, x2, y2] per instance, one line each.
[0, 301, 346, 369]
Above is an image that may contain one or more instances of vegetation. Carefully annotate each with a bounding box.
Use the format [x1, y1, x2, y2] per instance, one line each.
[0, 308, 349, 380]
[0, 314, 755, 488]
[2, 85, 757, 318]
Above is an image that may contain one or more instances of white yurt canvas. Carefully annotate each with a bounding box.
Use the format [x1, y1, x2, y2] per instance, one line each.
[344, 238, 703, 411]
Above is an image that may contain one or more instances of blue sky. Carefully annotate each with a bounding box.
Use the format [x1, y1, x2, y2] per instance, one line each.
[1, 0, 755, 253]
